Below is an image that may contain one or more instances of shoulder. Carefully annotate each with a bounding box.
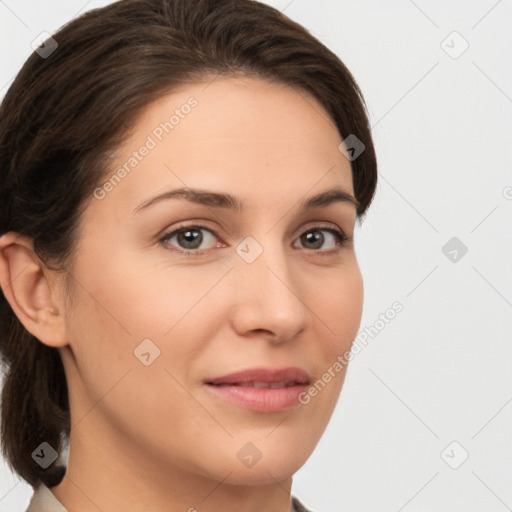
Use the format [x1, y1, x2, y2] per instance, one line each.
[25, 483, 68, 512]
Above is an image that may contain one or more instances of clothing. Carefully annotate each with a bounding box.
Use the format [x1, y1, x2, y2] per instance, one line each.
[26, 484, 66, 512]
[26, 483, 313, 512]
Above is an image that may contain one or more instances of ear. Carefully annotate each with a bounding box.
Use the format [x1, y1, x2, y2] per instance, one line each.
[0, 231, 68, 347]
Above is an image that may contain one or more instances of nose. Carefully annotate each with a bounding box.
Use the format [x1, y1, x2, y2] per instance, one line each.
[228, 239, 309, 344]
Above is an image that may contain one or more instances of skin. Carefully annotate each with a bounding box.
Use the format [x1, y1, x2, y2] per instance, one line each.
[0, 76, 363, 512]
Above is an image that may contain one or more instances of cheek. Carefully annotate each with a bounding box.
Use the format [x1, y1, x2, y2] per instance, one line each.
[64, 250, 220, 399]
[71, 248, 208, 337]
[286, 267, 363, 460]
[312, 263, 364, 354]
[63, 261, 205, 442]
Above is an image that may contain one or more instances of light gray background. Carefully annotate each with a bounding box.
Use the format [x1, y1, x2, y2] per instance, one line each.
[1, 1, 511, 511]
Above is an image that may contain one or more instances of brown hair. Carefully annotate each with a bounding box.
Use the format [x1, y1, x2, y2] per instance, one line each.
[0, 0, 377, 489]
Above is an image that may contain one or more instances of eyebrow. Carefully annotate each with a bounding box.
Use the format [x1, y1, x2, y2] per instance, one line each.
[131, 186, 359, 215]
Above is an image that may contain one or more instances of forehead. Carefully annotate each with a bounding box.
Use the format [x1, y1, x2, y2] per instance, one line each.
[90, 76, 354, 217]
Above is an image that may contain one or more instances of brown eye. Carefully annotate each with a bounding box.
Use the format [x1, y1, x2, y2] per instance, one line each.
[160, 225, 219, 252]
[294, 228, 347, 252]
[159, 223, 348, 256]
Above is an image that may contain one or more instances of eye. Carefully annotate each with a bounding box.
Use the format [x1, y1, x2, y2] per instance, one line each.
[160, 225, 219, 252]
[293, 226, 348, 253]
[159, 223, 349, 255]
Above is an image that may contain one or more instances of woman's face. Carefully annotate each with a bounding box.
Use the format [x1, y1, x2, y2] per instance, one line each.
[58, 76, 363, 486]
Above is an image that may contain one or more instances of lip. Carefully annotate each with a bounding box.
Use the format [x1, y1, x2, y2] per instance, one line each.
[203, 367, 311, 412]
[204, 366, 311, 385]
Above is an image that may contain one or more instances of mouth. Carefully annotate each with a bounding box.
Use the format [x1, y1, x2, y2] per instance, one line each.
[203, 367, 311, 412]
[207, 380, 302, 389]
[204, 366, 310, 385]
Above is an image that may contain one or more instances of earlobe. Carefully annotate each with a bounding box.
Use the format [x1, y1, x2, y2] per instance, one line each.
[0, 231, 68, 348]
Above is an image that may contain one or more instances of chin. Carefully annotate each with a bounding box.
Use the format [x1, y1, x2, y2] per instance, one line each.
[223, 463, 300, 486]
[225, 446, 310, 486]
[185, 440, 309, 487]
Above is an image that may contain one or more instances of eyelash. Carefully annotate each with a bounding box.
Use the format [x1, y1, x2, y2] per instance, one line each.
[158, 222, 350, 257]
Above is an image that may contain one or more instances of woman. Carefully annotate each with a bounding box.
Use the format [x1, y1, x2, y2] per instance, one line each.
[0, 0, 377, 511]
